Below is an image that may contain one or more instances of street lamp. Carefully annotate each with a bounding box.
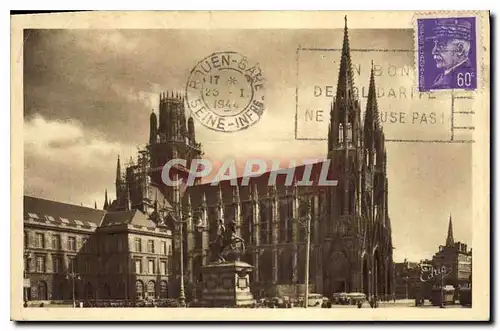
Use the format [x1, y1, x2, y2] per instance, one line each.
[171, 195, 208, 308]
[23, 249, 31, 305]
[296, 202, 312, 309]
[404, 275, 409, 300]
[179, 215, 187, 307]
[169, 207, 191, 308]
[439, 265, 446, 309]
[66, 264, 81, 308]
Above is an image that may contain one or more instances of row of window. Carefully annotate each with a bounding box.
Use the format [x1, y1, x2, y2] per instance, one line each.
[25, 232, 172, 256]
[457, 262, 472, 272]
[25, 232, 80, 251]
[457, 254, 472, 262]
[136, 280, 168, 300]
[27, 255, 88, 274]
[134, 258, 170, 275]
[133, 238, 171, 255]
[27, 254, 172, 276]
[26, 280, 170, 301]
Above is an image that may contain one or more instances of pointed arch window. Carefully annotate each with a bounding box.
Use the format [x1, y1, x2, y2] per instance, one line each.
[346, 122, 353, 146]
[349, 179, 356, 214]
[338, 124, 344, 145]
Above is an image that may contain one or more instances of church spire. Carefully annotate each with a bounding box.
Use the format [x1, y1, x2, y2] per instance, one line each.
[149, 109, 158, 145]
[328, 16, 361, 151]
[115, 155, 123, 205]
[364, 61, 380, 160]
[446, 214, 454, 247]
[336, 15, 355, 103]
[103, 189, 109, 210]
[116, 155, 122, 184]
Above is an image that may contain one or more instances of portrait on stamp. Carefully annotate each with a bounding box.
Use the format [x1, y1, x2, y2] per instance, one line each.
[417, 17, 477, 91]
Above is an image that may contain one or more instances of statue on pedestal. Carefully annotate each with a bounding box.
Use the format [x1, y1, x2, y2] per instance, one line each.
[200, 219, 254, 307]
[209, 218, 245, 263]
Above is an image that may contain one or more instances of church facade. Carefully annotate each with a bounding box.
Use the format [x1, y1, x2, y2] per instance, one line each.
[106, 20, 394, 300]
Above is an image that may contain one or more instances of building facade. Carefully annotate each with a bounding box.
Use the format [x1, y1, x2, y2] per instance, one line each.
[392, 215, 473, 301]
[23, 195, 173, 304]
[393, 259, 425, 300]
[105, 19, 394, 300]
[431, 215, 472, 287]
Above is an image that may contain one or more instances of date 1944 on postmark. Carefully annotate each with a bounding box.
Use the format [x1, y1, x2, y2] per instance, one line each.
[186, 51, 265, 133]
[417, 17, 477, 91]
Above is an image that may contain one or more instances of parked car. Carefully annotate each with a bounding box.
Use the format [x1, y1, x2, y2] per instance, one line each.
[254, 298, 267, 308]
[345, 292, 367, 306]
[459, 287, 472, 307]
[263, 297, 283, 308]
[297, 293, 324, 307]
[331, 292, 348, 304]
[430, 285, 456, 306]
[331, 292, 366, 305]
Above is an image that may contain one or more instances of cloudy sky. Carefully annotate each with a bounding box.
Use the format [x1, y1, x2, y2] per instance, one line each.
[23, 28, 472, 262]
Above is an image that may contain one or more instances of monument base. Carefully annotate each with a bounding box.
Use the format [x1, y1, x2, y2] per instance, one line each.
[200, 260, 255, 308]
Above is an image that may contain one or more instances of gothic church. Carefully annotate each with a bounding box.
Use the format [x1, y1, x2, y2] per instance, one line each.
[105, 18, 394, 300]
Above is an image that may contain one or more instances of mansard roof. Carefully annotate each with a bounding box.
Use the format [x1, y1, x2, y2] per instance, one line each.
[23, 195, 105, 228]
[24, 195, 166, 231]
[101, 209, 156, 227]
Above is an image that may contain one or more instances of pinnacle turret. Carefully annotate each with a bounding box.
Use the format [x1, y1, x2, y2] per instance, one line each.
[446, 214, 454, 247]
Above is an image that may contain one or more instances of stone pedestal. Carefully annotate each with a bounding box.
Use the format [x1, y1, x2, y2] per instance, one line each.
[200, 261, 255, 307]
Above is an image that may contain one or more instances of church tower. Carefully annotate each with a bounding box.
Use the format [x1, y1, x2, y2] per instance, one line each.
[324, 16, 364, 295]
[324, 17, 393, 298]
[327, 16, 363, 233]
[148, 91, 203, 210]
[111, 155, 130, 212]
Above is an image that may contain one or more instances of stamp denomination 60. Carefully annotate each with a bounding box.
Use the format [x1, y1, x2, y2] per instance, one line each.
[186, 51, 265, 133]
[417, 17, 477, 92]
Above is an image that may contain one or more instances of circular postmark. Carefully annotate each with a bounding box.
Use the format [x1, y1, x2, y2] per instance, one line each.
[185, 51, 265, 133]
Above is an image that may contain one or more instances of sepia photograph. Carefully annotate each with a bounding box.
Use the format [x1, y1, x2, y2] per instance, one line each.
[10, 10, 490, 321]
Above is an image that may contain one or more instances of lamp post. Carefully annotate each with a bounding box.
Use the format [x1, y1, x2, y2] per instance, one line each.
[404, 275, 409, 300]
[23, 249, 31, 305]
[171, 207, 192, 308]
[296, 202, 312, 308]
[172, 197, 208, 308]
[179, 215, 186, 308]
[368, 270, 373, 307]
[440, 265, 446, 309]
[66, 264, 80, 308]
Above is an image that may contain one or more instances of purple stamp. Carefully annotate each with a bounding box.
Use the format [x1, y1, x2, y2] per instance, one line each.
[417, 17, 477, 91]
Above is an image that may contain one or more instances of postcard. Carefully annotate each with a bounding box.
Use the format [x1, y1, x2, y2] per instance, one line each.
[11, 10, 490, 321]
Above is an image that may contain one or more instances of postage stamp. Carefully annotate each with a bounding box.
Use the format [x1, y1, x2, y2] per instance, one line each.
[10, 11, 490, 322]
[186, 51, 265, 133]
[417, 17, 477, 91]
